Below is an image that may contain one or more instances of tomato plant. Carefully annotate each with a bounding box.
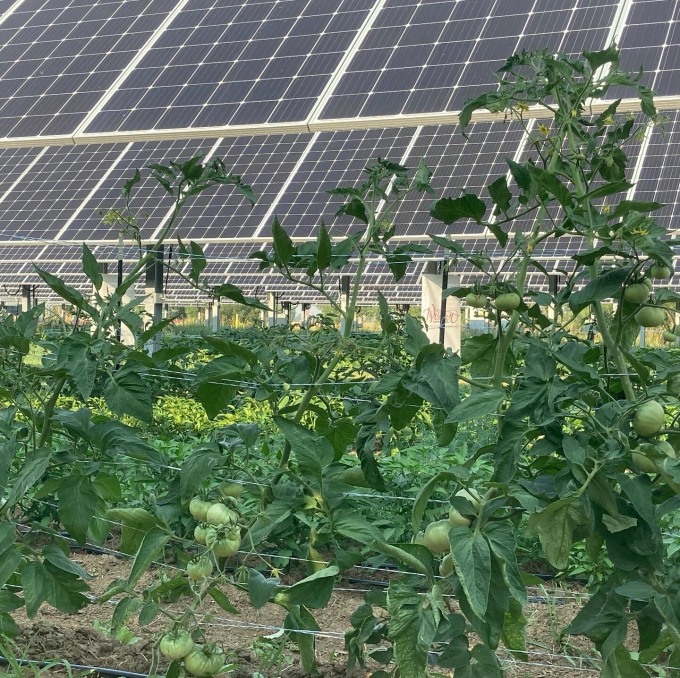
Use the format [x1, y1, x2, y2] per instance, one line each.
[0, 45, 679, 678]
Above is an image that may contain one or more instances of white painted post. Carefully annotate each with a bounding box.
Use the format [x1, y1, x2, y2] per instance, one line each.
[212, 298, 220, 332]
[421, 262, 461, 353]
[20, 285, 31, 313]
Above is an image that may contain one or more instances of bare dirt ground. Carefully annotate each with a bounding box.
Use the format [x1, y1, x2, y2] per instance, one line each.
[10, 553, 611, 677]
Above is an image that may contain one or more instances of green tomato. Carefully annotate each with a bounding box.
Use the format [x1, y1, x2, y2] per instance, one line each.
[194, 523, 211, 545]
[492, 292, 521, 312]
[205, 503, 238, 526]
[455, 488, 482, 511]
[465, 293, 487, 309]
[423, 520, 452, 554]
[642, 277, 653, 290]
[440, 553, 454, 578]
[623, 283, 650, 304]
[189, 497, 211, 522]
[159, 630, 194, 661]
[448, 507, 471, 528]
[634, 306, 665, 327]
[219, 482, 243, 499]
[187, 556, 213, 581]
[663, 330, 677, 343]
[184, 644, 225, 677]
[413, 531, 425, 546]
[651, 264, 673, 280]
[206, 528, 241, 558]
[631, 452, 657, 474]
[633, 400, 665, 437]
[337, 467, 371, 488]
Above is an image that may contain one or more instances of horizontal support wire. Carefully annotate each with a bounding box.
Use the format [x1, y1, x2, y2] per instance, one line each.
[19, 510, 673, 670]
[0, 229, 666, 266]
[27, 491, 589, 602]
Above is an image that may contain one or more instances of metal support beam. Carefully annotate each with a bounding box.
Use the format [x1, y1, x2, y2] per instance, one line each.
[439, 259, 448, 346]
[20, 285, 31, 313]
[339, 275, 351, 334]
[144, 246, 164, 354]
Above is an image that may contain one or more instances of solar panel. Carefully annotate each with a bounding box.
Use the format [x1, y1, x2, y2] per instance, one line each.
[85, 0, 377, 134]
[266, 126, 417, 240]
[0, 0, 174, 139]
[616, 0, 678, 96]
[393, 121, 525, 239]
[63, 137, 218, 243]
[317, 0, 618, 121]
[166, 132, 312, 242]
[0, 142, 128, 241]
[632, 109, 680, 235]
[0, 146, 45, 197]
[62, 132, 313, 243]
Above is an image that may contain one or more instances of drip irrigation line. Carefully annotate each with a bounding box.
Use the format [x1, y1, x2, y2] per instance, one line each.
[0, 656, 150, 678]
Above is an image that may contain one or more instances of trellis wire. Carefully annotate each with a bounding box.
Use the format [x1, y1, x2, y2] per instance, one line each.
[0, 577, 662, 677]
[27, 496, 589, 603]
[15, 519, 661, 671]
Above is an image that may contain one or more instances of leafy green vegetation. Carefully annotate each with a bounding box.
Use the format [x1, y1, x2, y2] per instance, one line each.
[0, 47, 678, 678]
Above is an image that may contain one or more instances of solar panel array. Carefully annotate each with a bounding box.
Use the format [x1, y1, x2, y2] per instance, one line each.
[0, 0, 676, 304]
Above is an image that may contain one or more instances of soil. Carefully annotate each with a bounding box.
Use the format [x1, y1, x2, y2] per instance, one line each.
[10, 553, 610, 678]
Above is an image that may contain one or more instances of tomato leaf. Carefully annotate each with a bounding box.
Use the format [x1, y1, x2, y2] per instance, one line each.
[448, 527, 491, 617]
[445, 389, 504, 423]
[58, 475, 97, 546]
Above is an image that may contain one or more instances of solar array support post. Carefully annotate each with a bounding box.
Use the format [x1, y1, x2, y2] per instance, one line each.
[117, 232, 123, 342]
[212, 298, 220, 333]
[639, 325, 646, 348]
[439, 259, 449, 345]
[302, 303, 310, 328]
[263, 292, 277, 327]
[421, 262, 461, 352]
[339, 275, 351, 334]
[144, 246, 164, 355]
[20, 285, 31, 313]
[205, 302, 212, 329]
[100, 264, 134, 345]
[676, 300, 680, 348]
[281, 301, 292, 324]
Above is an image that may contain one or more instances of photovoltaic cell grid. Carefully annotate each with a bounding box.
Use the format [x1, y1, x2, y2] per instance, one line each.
[86, 0, 376, 134]
[616, 0, 680, 97]
[393, 121, 526, 238]
[633, 109, 680, 236]
[165, 132, 312, 242]
[64, 137, 218, 242]
[0, 145, 44, 196]
[0, 142, 128, 241]
[0, 0, 174, 138]
[318, 0, 618, 120]
[270, 126, 417, 239]
[63, 132, 313, 242]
